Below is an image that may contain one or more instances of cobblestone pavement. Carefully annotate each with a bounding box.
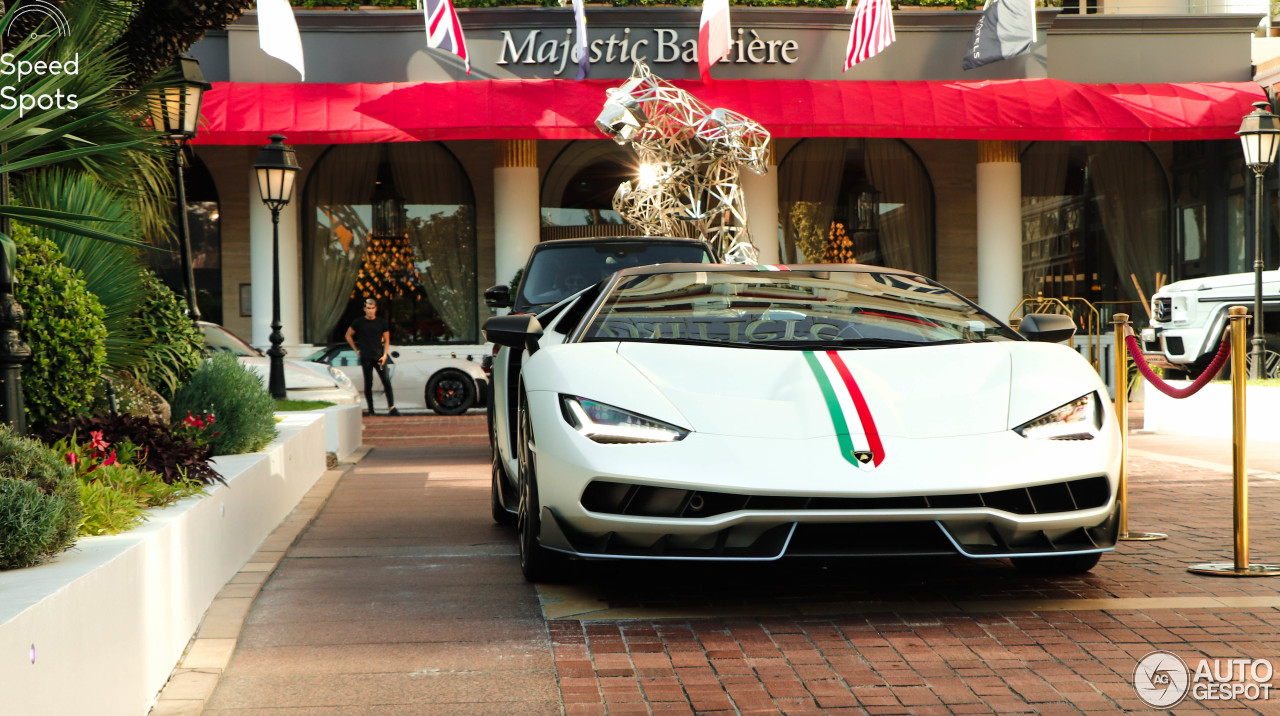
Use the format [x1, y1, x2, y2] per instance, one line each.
[207, 413, 1280, 715]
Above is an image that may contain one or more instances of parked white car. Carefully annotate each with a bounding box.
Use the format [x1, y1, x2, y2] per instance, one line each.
[1141, 270, 1280, 378]
[486, 264, 1121, 582]
[198, 323, 360, 405]
[307, 345, 488, 415]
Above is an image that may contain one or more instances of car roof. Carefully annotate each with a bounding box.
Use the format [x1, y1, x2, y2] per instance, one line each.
[607, 263, 921, 278]
[529, 236, 709, 250]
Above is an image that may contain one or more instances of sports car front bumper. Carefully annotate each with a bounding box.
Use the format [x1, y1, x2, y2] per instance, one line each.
[525, 390, 1121, 561]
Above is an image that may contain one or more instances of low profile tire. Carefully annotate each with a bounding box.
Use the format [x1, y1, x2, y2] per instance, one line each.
[491, 451, 517, 526]
[426, 369, 475, 416]
[516, 387, 568, 582]
[1012, 552, 1103, 576]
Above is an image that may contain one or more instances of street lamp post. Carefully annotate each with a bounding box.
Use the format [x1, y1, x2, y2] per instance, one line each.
[253, 135, 299, 400]
[1237, 100, 1280, 380]
[147, 55, 211, 323]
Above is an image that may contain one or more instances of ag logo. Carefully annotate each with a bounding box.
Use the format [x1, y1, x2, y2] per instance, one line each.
[1134, 650, 1190, 708]
[853, 450, 874, 466]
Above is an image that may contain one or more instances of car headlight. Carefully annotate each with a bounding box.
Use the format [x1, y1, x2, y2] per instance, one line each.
[1014, 393, 1102, 440]
[560, 395, 689, 444]
[328, 366, 353, 387]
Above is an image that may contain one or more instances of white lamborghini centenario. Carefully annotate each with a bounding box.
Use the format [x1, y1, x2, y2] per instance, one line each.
[485, 265, 1120, 582]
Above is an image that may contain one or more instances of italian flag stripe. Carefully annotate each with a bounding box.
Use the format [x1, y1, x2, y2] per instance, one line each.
[755, 265, 791, 271]
[802, 351, 862, 469]
[825, 351, 885, 467]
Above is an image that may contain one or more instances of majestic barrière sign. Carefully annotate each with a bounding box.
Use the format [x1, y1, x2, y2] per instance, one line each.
[496, 27, 800, 76]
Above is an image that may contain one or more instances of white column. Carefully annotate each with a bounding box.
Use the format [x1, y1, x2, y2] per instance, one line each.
[742, 140, 780, 265]
[493, 140, 540, 291]
[976, 140, 1023, 322]
[249, 172, 303, 352]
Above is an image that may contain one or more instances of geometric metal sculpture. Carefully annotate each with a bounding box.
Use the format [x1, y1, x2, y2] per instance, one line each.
[596, 61, 771, 264]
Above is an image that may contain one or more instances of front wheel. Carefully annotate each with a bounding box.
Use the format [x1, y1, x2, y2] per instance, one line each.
[1011, 552, 1102, 575]
[516, 387, 568, 582]
[426, 369, 476, 416]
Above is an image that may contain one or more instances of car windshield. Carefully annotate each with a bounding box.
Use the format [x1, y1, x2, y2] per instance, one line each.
[200, 324, 262, 357]
[514, 242, 713, 313]
[581, 269, 1020, 348]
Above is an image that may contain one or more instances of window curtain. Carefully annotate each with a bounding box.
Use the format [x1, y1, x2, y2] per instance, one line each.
[305, 146, 380, 342]
[389, 145, 477, 342]
[1086, 142, 1168, 302]
[779, 139, 853, 263]
[864, 139, 934, 276]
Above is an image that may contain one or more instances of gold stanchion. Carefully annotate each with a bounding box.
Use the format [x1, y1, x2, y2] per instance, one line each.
[1113, 313, 1167, 541]
[1189, 306, 1280, 577]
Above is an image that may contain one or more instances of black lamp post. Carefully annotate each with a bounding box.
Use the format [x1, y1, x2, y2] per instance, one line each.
[253, 135, 299, 400]
[1237, 100, 1280, 380]
[147, 54, 211, 323]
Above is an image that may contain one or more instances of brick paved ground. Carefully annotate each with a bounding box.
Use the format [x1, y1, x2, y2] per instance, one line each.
[276, 414, 1280, 715]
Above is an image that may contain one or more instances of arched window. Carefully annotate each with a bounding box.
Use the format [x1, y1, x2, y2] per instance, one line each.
[1021, 142, 1169, 308]
[150, 151, 221, 324]
[778, 138, 935, 276]
[540, 141, 643, 241]
[303, 143, 477, 345]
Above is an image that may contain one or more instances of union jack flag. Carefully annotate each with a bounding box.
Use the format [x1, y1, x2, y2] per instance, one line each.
[421, 0, 470, 74]
[844, 0, 895, 71]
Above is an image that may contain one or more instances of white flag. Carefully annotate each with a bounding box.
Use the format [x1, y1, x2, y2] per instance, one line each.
[698, 0, 731, 83]
[257, 0, 305, 81]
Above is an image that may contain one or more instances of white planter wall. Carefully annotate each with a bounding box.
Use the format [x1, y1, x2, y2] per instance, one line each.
[0, 411, 350, 716]
[1142, 383, 1280, 438]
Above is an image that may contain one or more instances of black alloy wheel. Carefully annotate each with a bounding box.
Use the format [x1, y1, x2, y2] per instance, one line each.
[516, 387, 566, 582]
[1011, 552, 1102, 575]
[426, 369, 476, 416]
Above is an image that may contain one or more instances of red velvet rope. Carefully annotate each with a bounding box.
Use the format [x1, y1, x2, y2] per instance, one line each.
[1124, 332, 1231, 399]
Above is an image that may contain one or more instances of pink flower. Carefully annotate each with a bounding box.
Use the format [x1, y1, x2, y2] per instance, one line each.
[64, 452, 77, 467]
[89, 430, 109, 453]
[102, 451, 118, 468]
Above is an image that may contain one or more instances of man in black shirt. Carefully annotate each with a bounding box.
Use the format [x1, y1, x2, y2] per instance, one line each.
[345, 298, 399, 416]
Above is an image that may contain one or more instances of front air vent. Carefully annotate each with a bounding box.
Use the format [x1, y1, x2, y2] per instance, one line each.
[580, 476, 1111, 519]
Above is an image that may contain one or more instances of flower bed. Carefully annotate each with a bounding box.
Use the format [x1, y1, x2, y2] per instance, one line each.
[0, 410, 355, 716]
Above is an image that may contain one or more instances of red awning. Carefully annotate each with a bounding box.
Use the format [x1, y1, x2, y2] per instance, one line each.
[192, 78, 1265, 145]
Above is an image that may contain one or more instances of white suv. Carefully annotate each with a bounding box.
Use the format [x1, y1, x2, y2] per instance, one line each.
[1142, 270, 1280, 378]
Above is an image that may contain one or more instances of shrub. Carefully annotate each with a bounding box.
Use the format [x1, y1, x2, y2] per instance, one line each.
[76, 463, 205, 536]
[131, 271, 204, 400]
[0, 426, 81, 569]
[171, 353, 278, 455]
[13, 224, 108, 431]
[48, 414, 222, 486]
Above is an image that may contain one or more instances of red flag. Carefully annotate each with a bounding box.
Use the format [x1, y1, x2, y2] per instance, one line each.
[844, 0, 895, 71]
[423, 0, 470, 74]
[698, 0, 731, 83]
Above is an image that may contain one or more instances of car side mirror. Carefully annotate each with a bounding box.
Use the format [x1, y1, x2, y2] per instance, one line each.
[1018, 313, 1077, 343]
[483, 314, 544, 354]
[484, 284, 512, 309]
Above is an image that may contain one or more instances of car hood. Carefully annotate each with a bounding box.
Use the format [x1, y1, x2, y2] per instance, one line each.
[1161, 269, 1280, 294]
[237, 356, 338, 389]
[614, 342, 1014, 440]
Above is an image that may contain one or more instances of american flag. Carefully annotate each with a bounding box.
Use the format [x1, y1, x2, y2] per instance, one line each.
[844, 0, 895, 71]
[422, 0, 470, 74]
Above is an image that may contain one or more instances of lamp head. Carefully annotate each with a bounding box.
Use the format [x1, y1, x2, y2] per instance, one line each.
[254, 134, 299, 210]
[1238, 100, 1280, 174]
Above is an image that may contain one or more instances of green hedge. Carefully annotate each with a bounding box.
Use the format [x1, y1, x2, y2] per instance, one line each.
[13, 225, 108, 432]
[0, 426, 81, 570]
[171, 353, 278, 455]
[131, 271, 205, 400]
